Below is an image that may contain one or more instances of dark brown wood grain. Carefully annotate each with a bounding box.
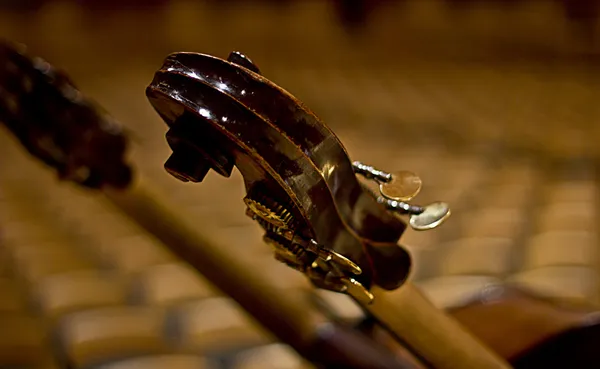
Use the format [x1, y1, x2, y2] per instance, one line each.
[0, 41, 419, 369]
[146, 51, 412, 291]
[6, 39, 600, 368]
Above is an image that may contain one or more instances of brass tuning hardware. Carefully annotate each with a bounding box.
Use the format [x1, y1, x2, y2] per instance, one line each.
[352, 161, 451, 231]
[243, 190, 374, 303]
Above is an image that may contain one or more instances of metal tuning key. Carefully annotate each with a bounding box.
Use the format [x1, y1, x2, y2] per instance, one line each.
[380, 170, 422, 202]
[353, 161, 451, 231]
[352, 161, 392, 182]
[243, 191, 373, 303]
[352, 161, 421, 201]
[380, 199, 451, 231]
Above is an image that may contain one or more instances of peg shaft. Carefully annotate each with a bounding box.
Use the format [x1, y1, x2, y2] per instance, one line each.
[352, 161, 392, 182]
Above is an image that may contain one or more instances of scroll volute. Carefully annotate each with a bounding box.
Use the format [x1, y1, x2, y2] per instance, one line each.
[146, 51, 412, 301]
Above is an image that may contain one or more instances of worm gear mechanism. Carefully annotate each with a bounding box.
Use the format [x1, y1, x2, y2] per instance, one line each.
[243, 193, 294, 229]
[244, 191, 308, 268]
[244, 191, 373, 304]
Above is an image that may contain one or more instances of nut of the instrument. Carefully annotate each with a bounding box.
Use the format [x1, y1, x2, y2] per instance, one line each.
[409, 202, 451, 231]
[379, 171, 422, 201]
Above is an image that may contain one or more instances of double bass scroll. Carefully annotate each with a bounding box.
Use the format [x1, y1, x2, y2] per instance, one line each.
[0, 40, 422, 369]
[146, 50, 508, 369]
[146, 50, 451, 303]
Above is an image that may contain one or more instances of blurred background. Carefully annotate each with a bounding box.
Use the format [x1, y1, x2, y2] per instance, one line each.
[0, 1, 599, 368]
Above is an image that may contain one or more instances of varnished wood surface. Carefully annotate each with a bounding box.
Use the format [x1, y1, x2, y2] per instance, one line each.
[0, 2, 599, 368]
[450, 287, 599, 361]
[145, 50, 511, 368]
[147, 52, 411, 291]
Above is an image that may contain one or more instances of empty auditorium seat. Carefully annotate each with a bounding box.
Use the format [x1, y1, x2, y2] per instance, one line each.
[521, 231, 597, 269]
[33, 270, 128, 321]
[440, 238, 514, 277]
[57, 306, 170, 368]
[96, 354, 216, 369]
[95, 235, 176, 274]
[232, 344, 314, 369]
[133, 263, 217, 306]
[173, 297, 273, 353]
[10, 244, 97, 285]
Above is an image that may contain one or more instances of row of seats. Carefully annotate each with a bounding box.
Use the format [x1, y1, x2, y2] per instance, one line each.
[508, 174, 599, 305]
[403, 159, 599, 310]
[2, 109, 599, 368]
[0, 134, 316, 369]
[2, 122, 599, 368]
[269, 60, 599, 162]
[1, 33, 598, 368]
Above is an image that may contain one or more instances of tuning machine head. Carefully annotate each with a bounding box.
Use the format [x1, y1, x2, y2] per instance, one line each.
[243, 188, 375, 303]
[148, 50, 412, 301]
[353, 161, 450, 231]
[379, 170, 422, 202]
[382, 199, 451, 231]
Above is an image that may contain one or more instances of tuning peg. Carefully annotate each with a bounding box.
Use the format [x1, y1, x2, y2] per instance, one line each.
[342, 277, 374, 305]
[352, 161, 449, 230]
[353, 162, 422, 201]
[166, 123, 234, 178]
[164, 144, 211, 183]
[310, 240, 362, 276]
[379, 170, 422, 202]
[352, 161, 391, 182]
[379, 198, 451, 231]
[408, 201, 451, 231]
